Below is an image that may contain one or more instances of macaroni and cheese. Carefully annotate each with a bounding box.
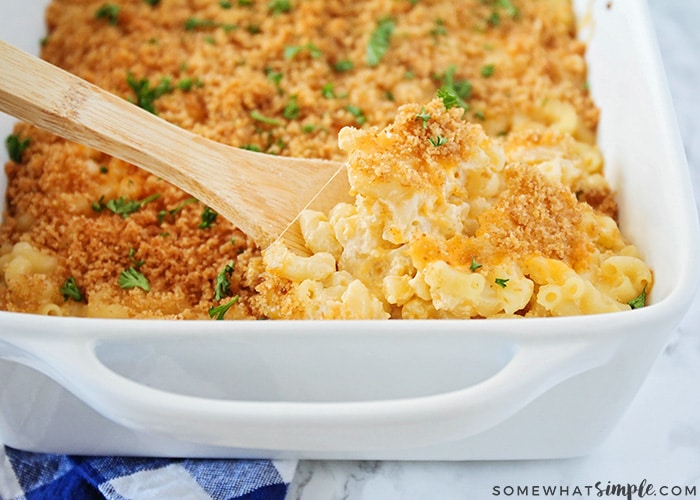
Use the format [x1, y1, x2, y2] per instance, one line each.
[0, 0, 651, 319]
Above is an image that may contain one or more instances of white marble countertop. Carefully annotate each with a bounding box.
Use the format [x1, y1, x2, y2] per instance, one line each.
[286, 1, 700, 498]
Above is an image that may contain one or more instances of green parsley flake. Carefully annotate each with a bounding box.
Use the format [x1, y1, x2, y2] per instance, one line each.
[428, 135, 447, 147]
[481, 63, 496, 77]
[60, 276, 84, 302]
[367, 18, 395, 67]
[497, 0, 519, 18]
[415, 107, 431, 128]
[437, 88, 459, 110]
[5, 134, 30, 163]
[628, 286, 647, 309]
[283, 95, 300, 120]
[95, 3, 120, 25]
[119, 267, 150, 292]
[430, 19, 447, 39]
[177, 77, 202, 92]
[301, 124, 317, 133]
[209, 296, 240, 320]
[104, 193, 160, 218]
[345, 105, 367, 125]
[126, 73, 174, 114]
[265, 68, 284, 94]
[214, 262, 235, 301]
[436, 65, 472, 110]
[470, 258, 483, 271]
[321, 83, 336, 99]
[250, 110, 282, 126]
[268, 0, 292, 14]
[158, 197, 198, 222]
[284, 43, 322, 60]
[495, 277, 509, 288]
[199, 206, 218, 229]
[333, 60, 354, 72]
[184, 17, 219, 31]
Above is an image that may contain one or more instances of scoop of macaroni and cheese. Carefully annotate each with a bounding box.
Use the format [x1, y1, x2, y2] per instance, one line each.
[255, 99, 652, 319]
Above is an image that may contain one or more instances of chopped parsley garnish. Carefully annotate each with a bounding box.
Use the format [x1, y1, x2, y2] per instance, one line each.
[430, 18, 447, 40]
[495, 277, 509, 288]
[437, 88, 459, 109]
[485, 0, 520, 26]
[103, 193, 161, 218]
[220, 0, 232, 7]
[321, 83, 336, 99]
[209, 296, 240, 319]
[95, 3, 120, 25]
[92, 195, 106, 212]
[470, 258, 483, 271]
[415, 107, 431, 128]
[199, 206, 218, 229]
[284, 43, 322, 60]
[60, 276, 84, 302]
[265, 68, 284, 94]
[628, 286, 647, 309]
[241, 144, 262, 152]
[143, 0, 160, 5]
[126, 73, 174, 114]
[157, 197, 198, 222]
[99, 165, 109, 174]
[333, 59, 354, 72]
[250, 110, 282, 126]
[496, 0, 519, 18]
[128, 248, 145, 269]
[177, 77, 202, 92]
[268, 0, 292, 15]
[214, 261, 235, 300]
[345, 105, 367, 125]
[487, 11, 501, 26]
[367, 18, 395, 67]
[5, 134, 30, 163]
[184, 17, 218, 31]
[118, 267, 150, 292]
[436, 65, 472, 110]
[481, 63, 496, 77]
[283, 95, 300, 120]
[428, 135, 447, 147]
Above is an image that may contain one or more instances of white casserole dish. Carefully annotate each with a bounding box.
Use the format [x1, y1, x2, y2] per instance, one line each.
[0, 0, 698, 460]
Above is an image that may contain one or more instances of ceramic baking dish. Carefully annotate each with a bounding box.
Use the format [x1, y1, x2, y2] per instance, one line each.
[0, 0, 698, 460]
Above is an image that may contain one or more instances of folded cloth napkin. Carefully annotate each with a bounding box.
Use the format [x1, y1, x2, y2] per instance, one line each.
[0, 446, 297, 500]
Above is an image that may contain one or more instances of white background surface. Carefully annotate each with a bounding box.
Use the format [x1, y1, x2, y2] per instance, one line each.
[285, 1, 700, 498]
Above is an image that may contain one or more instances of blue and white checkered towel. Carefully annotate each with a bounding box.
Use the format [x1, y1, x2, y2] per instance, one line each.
[0, 446, 297, 500]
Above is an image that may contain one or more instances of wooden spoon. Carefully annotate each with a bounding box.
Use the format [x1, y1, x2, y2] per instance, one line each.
[0, 40, 350, 253]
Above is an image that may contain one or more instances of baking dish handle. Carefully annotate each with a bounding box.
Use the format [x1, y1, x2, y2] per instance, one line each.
[2, 332, 618, 452]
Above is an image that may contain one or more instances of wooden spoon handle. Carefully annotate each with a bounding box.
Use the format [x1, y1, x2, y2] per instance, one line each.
[0, 40, 215, 184]
[0, 40, 347, 249]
